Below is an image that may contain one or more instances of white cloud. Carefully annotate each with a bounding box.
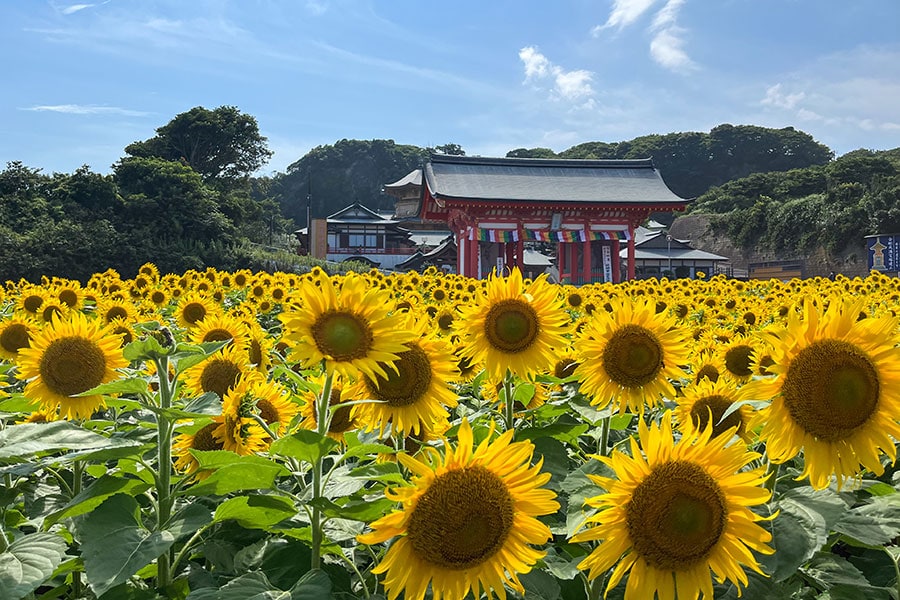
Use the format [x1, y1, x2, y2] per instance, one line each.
[649, 27, 694, 71]
[593, 0, 658, 33]
[761, 84, 806, 110]
[62, 4, 95, 15]
[23, 104, 151, 117]
[518, 46, 595, 103]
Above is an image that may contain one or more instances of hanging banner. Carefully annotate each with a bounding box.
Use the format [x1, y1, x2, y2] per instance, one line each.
[602, 244, 613, 282]
[524, 229, 631, 242]
[470, 228, 520, 242]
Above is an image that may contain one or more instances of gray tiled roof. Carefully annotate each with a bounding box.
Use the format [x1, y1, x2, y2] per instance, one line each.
[424, 155, 687, 205]
[619, 247, 729, 261]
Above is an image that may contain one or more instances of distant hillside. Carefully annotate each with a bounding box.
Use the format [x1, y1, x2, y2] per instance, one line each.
[671, 148, 900, 276]
[270, 124, 834, 228]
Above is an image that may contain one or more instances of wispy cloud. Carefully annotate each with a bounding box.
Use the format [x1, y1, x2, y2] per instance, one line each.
[519, 46, 595, 104]
[761, 84, 806, 110]
[23, 104, 151, 117]
[593, 0, 695, 73]
[305, 1, 328, 16]
[592, 0, 657, 33]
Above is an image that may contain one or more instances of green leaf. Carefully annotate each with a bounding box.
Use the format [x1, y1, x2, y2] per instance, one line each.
[338, 443, 396, 461]
[78, 494, 176, 598]
[122, 336, 170, 361]
[174, 340, 232, 373]
[269, 430, 340, 465]
[146, 392, 222, 420]
[182, 453, 285, 496]
[309, 497, 396, 522]
[802, 552, 883, 592]
[833, 495, 900, 546]
[0, 532, 68, 600]
[518, 422, 590, 446]
[75, 377, 150, 397]
[521, 569, 562, 600]
[214, 495, 296, 529]
[289, 569, 333, 600]
[166, 503, 213, 539]
[45, 474, 151, 525]
[760, 497, 827, 581]
[0, 421, 131, 462]
[780, 485, 848, 531]
[187, 571, 290, 600]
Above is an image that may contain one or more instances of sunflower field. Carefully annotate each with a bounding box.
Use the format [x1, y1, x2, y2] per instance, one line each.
[1, 264, 899, 600]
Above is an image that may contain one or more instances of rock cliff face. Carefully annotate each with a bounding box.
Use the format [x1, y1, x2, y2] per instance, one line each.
[669, 214, 870, 278]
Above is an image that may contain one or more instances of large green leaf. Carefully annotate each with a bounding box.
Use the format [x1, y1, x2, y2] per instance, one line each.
[833, 494, 900, 546]
[182, 453, 285, 496]
[214, 495, 297, 529]
[269, 430, 340, 465]
[78, 494, 176, 598]
[0, 421, 135, 462]
[76, 377, 150, 397]
[521, 569, 562, 600]
[166, 502, 214, 539]
[187, 571, 290, 600]
[289, 569, 332, 600]
[45, 474, 151, 525]
[0, 532, 68, 600]
[802, 552, 893, 597]
[760, 497, 828, 581]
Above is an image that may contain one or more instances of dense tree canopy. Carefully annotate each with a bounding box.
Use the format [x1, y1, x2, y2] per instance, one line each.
[125, 106, 273, 184]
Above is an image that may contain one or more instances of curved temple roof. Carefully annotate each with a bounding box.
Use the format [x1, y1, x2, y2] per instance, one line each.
[420, 154, 688, 206]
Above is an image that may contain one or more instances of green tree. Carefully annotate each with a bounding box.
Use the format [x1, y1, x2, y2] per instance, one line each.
[505, 148, 558, 159]
[124, 106, 273, 184]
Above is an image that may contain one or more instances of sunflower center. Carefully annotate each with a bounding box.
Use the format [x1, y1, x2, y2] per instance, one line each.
[627, 460, 726, 571]
[329, 389, 354, 433]
[38, 336, 107, 397]
[781, 339, 879, 441]
[1, 323, 32, 354]
[602, 324, 664, 388]
[200, 359, 242, 398]
[58, 290, 78, 307]
[192, 423, 223, 451]
[437, 314, 454, 331]
[151, 291, 167, 305]
[694, 364, 720, 384]
[311, 311, 373, 361]
[483, 299, 539, 354]
[407, 466, 514, 570]
[256, 399, 279, 424]
[724, 345, 754, 378]
[555, 358, 579, 379]
[23, 294, 43, 313]
[182, 302, 207, 325]
[689, 394, 744, 437]
[366, 344, 431, 407]
[202, 328, 234, 343]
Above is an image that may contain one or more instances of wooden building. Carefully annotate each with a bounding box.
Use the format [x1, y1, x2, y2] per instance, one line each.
[384, 155, 688, 282]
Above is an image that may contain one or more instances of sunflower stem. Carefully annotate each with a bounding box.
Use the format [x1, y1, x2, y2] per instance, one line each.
[503, 371, 516, 435]
[71, 459, 84, 598]
[598, 415, 611, 457]
[764, 459, 780, 495]
[311, 368, 334, 571]
[153, 356, 175, 591]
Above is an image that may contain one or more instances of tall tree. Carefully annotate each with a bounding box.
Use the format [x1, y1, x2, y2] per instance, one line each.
[124, 106, 273, 184]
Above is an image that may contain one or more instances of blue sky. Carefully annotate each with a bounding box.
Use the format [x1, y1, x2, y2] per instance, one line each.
[2, 0, 899, 176]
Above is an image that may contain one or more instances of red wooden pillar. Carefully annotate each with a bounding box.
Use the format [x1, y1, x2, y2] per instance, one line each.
[516, 236, 524, 273]
[612, 239, 621, 283]
[582, 237, 591, 283]
[627, 226, 636, 280]
[557, 241, 565, 280]
[457, 229, 467, 277]
[468, 234, 479, 278]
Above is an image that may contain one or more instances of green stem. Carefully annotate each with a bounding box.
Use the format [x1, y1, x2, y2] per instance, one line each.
[503, 371, 515, 435]
[764, 460, 780, 495]
[311, 369, 334, 571]
[887, 548, 900, 600]
[153, 356, 175, 591]
[71, 460, 84, 599]
[0, 523, 8, 554]
[170, 522, 215, 574]
[598, 415, 611, 458]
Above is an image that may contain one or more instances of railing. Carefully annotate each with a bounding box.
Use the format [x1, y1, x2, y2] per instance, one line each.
[328, 247, 419, 255]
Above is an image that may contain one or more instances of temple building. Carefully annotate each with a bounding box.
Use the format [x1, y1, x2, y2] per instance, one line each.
[384, 154, 689, 283]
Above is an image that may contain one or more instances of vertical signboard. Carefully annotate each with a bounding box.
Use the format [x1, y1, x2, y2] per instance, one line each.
[310, 218, 328, 259]
[602, 244, 613, 282]
[866, 234, 900, 272]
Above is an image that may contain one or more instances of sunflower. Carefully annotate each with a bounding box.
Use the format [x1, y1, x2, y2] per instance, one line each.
[455, 268, 569, 380]
[183, 344, 250, 399]
[173, 419, 225, 473]
[96, 297, 137, 326]
[0, 314, 37, 360]
[279, 272, 415, 381]
[574, 297, 691, 415]
[748, 298, 900, 490]
[175, 292, 221, 329]
[357, 419, 559, 600]
[16, 286, 47, 317]
[572, 415, 773, 599]
[350, 317, 459, 437]
[674, 378, 755, 442]
[717, 336, 757, 384]
[188, 313, 251, 350]
[16, 311, 128, 420]
[215, 373, 276, 455]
